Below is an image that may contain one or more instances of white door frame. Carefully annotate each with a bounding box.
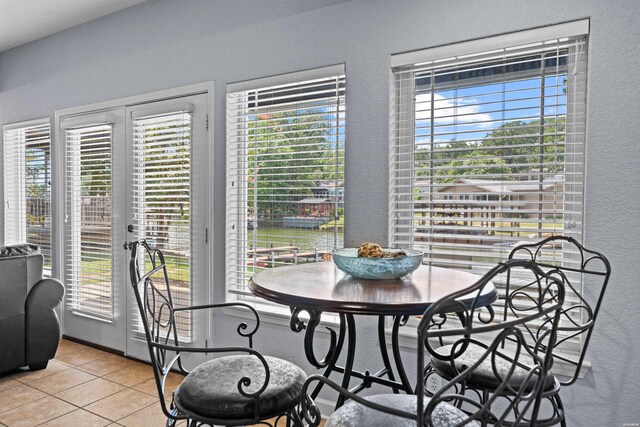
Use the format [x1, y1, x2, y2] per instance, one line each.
[53, 82, 214, 351]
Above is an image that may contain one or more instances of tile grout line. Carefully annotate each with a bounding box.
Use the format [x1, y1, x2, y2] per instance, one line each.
[115, 400, 161, 424]
[2, 344, 119, 425]
[0, 340, 182, 427]
[15, 363, 86, 426]
[26, 371, 98, 396]
[76, 390, 154, 424]
[0, 390, 49, 416]
[31, 397, 78, 427]
[0, 394, 75, 426]
[32, 408, 80, 427]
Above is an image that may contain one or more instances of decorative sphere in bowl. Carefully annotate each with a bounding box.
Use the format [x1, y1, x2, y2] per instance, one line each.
[332, 248, 423, 280]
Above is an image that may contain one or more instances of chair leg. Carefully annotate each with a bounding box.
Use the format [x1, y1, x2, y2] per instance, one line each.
[290, 408, 303, 427]
[554, 393, 567, 427]
[482, 388, 490, 427]
[534, 392, 566, 426]
[275, 411, 301, 427]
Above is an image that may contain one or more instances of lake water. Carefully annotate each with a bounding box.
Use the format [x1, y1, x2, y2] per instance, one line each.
[249, 226, 344, 251]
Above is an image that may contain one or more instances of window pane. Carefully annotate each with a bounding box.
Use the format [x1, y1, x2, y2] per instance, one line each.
[227, 72, 346, 297]
[3, 122, 52, 272]
[391, 34, 588, 355]
[65, 124, 113, 319]
[391, 38, 587, 271]
[131, 112, 192, 341]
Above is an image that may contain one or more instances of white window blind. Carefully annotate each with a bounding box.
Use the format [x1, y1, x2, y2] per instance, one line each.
[3, 120, 52, 270]
[65, 123, 114, 319]
[226, 67, 346, 298]
[131, 109, 193, 341]
[390, 25, 588, 356]
[391, 30, 587, 268]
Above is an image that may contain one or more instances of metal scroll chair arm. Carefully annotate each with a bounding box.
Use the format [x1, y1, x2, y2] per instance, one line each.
[173, 302, 261, 347]
[150, 342, 271, 396]
[173, 301, 258, 318]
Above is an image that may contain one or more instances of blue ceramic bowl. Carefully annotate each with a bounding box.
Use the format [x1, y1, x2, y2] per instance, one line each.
[332, 248, 423, 280]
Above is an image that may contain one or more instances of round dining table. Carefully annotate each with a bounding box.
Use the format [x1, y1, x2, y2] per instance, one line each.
[249, 261, 496, 407]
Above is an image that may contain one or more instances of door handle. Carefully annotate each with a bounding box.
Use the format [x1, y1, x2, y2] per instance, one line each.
[127, 224, 134, 233]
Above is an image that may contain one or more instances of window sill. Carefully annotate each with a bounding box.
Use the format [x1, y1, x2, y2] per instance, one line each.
[222, 299, 340, 333]
[69, 309, 114, 324]
[387, 325, 591, 380]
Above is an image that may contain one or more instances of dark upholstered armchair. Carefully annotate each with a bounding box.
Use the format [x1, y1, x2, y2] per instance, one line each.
[0, 244, 65, 374]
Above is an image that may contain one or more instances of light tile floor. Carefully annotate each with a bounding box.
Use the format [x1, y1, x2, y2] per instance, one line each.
[0, 340, 321, 427]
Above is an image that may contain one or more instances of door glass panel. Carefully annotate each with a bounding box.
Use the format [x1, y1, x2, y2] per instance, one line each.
[65, 124, 113, 319]
[131, 112, 192, 341]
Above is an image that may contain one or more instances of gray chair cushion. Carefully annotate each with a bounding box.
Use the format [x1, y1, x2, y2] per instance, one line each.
[174, 355, 306, 420]
[430, 343, 556, 392]
[326, 394, 478, 427]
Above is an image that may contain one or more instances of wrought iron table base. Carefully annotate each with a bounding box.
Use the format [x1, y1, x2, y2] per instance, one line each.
[290, 308, 413, 409]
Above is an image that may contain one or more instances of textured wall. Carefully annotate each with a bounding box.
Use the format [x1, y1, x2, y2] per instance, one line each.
[1, 0, 639, 424]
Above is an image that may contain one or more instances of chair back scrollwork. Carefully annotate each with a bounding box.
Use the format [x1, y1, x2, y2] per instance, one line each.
[508, 235, 611, 386]
[129, 240, 179, 363]
[128, 240, 187, 419]
[418, 259, 566, 426]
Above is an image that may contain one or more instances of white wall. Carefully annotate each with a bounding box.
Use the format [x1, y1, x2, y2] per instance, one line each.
[1, 0, 639, 424]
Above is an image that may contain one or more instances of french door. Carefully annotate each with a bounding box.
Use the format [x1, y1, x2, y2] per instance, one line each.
[62, 93, 209, 357]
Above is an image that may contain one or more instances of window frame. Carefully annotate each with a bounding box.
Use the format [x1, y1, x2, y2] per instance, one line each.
[388, 21, 590, 377]
[225, 64, 346, 313]
[2, 117, 53, 274]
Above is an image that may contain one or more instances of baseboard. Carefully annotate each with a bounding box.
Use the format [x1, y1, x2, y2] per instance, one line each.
[61, 335, 124, 356]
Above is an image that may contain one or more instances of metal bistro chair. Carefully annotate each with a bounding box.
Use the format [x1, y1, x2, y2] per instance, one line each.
[127, 240, 306, 427]
[507, 235, 611, 426]
[423, 236, 610, 425]
[300, 259, 565, 426]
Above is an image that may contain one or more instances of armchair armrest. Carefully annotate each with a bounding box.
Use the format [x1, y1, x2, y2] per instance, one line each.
[25, 278, 65, 367]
